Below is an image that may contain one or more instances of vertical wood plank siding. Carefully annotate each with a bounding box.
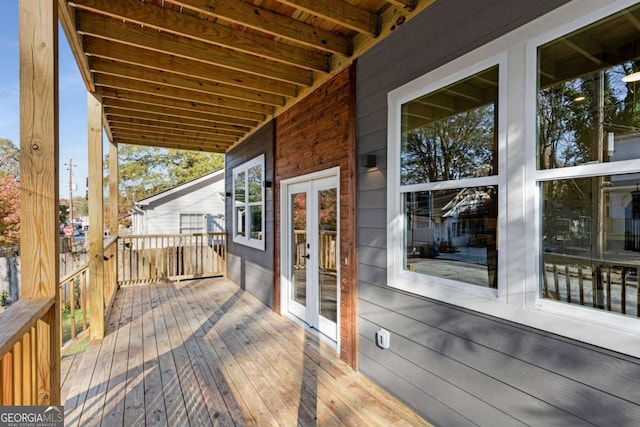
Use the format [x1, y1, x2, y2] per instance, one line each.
[356, 0, 640, 425]
[225, 122, 275, 307]
[274, 67, 358, 368]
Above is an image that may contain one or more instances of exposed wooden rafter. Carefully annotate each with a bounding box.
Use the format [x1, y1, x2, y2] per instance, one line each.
[60, 0, 437, 153]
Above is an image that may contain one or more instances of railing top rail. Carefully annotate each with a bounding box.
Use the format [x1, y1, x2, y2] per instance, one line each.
[104, 235, 118, 250]
[59, 262, 90, 285]
[120, 232, 226, 239]
[543, 252, 640, 269]
[0, 296, 55, 357]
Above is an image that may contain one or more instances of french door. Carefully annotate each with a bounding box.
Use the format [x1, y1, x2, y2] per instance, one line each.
[285, 174, 339, 341]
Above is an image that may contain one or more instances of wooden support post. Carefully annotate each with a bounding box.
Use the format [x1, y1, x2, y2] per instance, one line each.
[88, 93, 105, 341]
[109, 140, 118, 287]
[19, 0, 60, 405]
[109, 140, 118, 236]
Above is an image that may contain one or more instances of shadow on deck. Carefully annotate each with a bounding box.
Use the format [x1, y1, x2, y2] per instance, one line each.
[63, 278, 430, 426]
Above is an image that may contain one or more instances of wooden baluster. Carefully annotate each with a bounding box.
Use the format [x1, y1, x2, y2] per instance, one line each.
[71, 277, 77, 339]
[21, 333, 31, 405]
[577, 265, 584, 306]
[552, 264, 560, 300]
[606, 266, 612, 312]
[81, 271, 87, 332]
[565, 264, 571, 303]
[621, 267, 627, 315]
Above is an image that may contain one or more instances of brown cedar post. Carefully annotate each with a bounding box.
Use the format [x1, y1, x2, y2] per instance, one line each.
[19, 0, 61, 404]
[88, 92, 105, 340]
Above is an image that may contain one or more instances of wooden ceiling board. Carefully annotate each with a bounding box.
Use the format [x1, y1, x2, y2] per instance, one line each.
[61, 0, 437, 153]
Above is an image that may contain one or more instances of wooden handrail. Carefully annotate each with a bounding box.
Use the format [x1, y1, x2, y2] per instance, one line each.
[0, 297, 55, 357]
[0, 296, 57, 405]
[59, 262, 89, 285]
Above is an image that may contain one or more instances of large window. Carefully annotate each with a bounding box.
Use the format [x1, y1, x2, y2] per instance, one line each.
[232, 155, 265, 250]
[389, 60, 505, 299]
[387, 0, 640, 356]
[536, 3, 640, 319]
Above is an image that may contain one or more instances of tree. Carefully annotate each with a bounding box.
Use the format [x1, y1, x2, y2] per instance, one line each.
[105, 145, 224, 225]
[0, 176, 20, 247]
[401, 106, 496, 185]
[60, 204, 69, 226]
[0, 139, 19, 179]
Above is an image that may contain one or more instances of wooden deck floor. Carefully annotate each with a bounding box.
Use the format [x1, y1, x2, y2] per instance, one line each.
[63, 278, 430, 426]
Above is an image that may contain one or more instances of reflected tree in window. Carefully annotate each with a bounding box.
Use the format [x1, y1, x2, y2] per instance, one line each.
[401, 106, 496, 185]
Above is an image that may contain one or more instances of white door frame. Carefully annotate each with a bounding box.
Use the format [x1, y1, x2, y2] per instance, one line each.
[280, 167, 340, 346]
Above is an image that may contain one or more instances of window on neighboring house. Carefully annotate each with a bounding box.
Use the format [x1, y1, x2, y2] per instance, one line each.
[390, 62, 504, 297]
[232, 155, 265, 250]
[180, 213, 204, 234]
[535, 2, 640, 319]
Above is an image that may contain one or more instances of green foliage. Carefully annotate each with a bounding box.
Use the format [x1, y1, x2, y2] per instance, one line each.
[0, 290, 8, 307]
[60, 204, 69, 225]
[105, 145, 224, 225]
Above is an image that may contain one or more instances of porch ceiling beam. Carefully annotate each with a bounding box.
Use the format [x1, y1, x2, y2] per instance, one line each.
[101, 98, 257, 130]
[103, 107, 250, 134]
[172, 0, 352, 55]
[112, 128, 235, 145]
[84, 37, 299, 97]
[351, 0, 436, 55]
[99, 88, 265, 123]
[106, 115, 245, 137]
[76, 11, 314, 86]
[69, 0, 330, 72]
[109, 122, 239, 143]
[385, 0, 417, 10]
[112, 136, 231, 153]
[58, 0, 94, 91]
[276, 0, 379, 35]
[90, 58, 286, 107]
[94, 73, 275, 115]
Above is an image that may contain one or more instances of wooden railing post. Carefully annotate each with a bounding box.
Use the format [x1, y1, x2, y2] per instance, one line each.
[88, 93, 105, 340]
[18, 0, 60, 405]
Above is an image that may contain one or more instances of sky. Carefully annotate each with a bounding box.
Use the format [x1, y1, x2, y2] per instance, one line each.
[0, 2, 88, 198]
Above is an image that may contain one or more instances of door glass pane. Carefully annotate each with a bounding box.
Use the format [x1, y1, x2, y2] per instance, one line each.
[318, 188, 337, 322]
[291, 192, 307, 306]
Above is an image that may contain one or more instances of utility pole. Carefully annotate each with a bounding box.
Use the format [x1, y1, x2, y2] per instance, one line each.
[66, 159, 74, 246]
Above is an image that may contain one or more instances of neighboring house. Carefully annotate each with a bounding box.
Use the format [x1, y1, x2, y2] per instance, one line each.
[131, 169, 225, 235]
[225, 1, 640, 425]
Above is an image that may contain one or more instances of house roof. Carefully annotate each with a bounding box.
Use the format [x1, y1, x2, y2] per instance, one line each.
[134, 168, 224, 206]
[59, 0, 437, 154]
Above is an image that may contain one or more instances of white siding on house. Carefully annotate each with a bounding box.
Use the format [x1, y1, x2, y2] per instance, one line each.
[133, 171, 225, 235]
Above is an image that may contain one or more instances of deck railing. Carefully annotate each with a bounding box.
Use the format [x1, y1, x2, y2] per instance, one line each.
[0, 296, 57, 405]
[118, 233, 226, 285]
[293, 230, 337, 271]
[59, 263, 89, 350]
[543, 253, 640, 316]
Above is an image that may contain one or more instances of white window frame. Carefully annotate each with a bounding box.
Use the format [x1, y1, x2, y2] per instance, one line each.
[179, 212, 204, 234]
[524, 0, 640, 339]
[232, 154, 266, 250]
[387, 54, 508, 304]
[386, 0, 640, 358]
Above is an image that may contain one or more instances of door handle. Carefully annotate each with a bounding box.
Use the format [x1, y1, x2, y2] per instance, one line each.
[304, 254, 310, 259]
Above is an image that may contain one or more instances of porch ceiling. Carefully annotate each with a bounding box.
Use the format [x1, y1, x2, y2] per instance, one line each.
[59, 0, 435, 153]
